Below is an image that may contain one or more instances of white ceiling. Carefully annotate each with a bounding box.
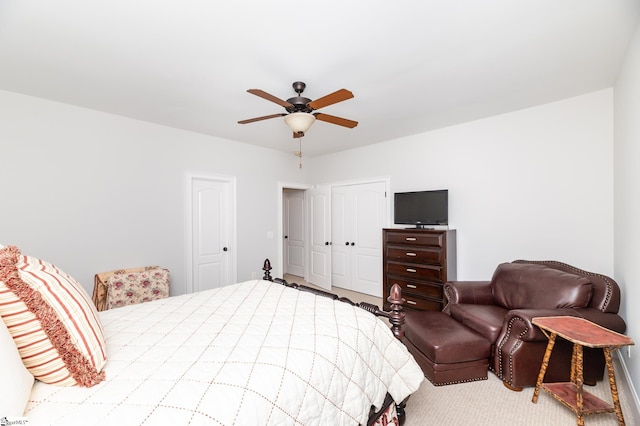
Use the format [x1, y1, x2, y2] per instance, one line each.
[1, 1, 639, 157]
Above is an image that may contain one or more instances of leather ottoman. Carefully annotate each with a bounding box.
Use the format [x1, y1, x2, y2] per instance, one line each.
[403, 310, 491, 386]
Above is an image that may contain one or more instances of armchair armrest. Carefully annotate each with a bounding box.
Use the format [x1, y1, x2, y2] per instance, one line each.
[500, 308, 627, 343]
[501, 308, 582, 342]
[444, 281, 493, 305]
[574, 308, 627, 334]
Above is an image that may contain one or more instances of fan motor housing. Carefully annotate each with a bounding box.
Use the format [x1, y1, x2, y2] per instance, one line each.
[286, 96, 313, 113]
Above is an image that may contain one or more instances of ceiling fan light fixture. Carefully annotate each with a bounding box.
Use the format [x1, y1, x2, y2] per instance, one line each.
[284, 112, 316, 134]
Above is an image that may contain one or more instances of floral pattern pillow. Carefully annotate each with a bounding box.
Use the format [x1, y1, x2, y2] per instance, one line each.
[106, 268, 169, 309]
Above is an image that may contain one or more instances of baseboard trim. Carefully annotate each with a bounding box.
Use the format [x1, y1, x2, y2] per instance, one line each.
[614, 351, 640, 421]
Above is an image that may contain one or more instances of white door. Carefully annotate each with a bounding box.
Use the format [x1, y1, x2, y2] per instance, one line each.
[284, 190, 305, 277]
[331, 186, 349, 288]
[187, 174, 235, 293]
[350, 182, 386, 296]
[307, 186, 331, 290]
[332, 182, 386, 296]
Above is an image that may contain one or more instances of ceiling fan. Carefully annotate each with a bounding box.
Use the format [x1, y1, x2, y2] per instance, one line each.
[238, 81, 358, 138]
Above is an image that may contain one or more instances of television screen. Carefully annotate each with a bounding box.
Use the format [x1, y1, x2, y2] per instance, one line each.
[394, 190, 448, 227]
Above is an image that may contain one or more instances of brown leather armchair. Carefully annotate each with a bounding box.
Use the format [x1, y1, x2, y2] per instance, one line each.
[443, 260, 626, 390]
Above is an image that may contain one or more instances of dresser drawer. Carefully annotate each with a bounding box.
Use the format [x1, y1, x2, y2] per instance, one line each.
[402, 295, 444, 311]
[386, 261, 443, 282]
[385, 277, 443, 300]
[385, 231, 444, 247]
[386, 246, 444, 264]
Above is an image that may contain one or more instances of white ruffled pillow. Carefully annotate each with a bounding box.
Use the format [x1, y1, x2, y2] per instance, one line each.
[0, 315, 34, 416]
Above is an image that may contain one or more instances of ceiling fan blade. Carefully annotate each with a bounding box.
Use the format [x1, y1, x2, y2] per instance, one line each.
[247, 89, 293, 108]
[238, 113, 286, 124]
[314, 113, 358, 128]
[307, 88, 354, 110]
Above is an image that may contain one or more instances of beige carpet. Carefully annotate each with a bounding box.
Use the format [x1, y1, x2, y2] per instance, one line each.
[404, 370, 638, 425]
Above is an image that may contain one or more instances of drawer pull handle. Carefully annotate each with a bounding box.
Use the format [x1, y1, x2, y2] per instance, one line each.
[406, 252, 416, 256]
[405, 237, 417, 241]
[407, 284, 417, 289]
[407, 300, 417, 305]
[406, 268, 417, 273]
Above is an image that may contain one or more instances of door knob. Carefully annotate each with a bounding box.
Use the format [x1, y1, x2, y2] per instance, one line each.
[351, 242, 355, 246]
[223, 247, 228, 252]
[325, 242, 329, 245]
[284, 235, 288, 239]
[345, 242, 349, 246]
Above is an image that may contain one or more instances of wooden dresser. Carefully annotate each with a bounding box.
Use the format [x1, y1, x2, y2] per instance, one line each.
[383, 228, 456, 311]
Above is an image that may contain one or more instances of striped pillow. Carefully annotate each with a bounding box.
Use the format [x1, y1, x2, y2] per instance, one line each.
[1, 314, 34, 416]
[0, 246, 106, 387]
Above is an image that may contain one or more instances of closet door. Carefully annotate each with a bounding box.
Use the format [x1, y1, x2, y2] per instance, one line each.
[350, 182, 386, 295]
[331, 186, 349, 289]
[332, 181, 386, 296]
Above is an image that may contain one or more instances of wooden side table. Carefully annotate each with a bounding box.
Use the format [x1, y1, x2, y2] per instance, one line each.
[531, 316, 634, 426]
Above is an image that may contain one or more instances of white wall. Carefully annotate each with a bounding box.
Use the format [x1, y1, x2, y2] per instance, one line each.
[0, 88, 616, 290]
[614, 20, 640, 407]
[0, 90, 309, 295]
[309, 90, 615, 280]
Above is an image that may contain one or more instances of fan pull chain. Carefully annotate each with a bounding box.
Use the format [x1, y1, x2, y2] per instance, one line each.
[298, 138, 303, 169]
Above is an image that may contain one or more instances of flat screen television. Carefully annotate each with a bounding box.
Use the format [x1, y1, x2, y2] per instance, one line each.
[394, 190, 448, 228]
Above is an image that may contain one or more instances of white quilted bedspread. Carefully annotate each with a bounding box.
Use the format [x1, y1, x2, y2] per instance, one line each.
[25, 280, 423, 425]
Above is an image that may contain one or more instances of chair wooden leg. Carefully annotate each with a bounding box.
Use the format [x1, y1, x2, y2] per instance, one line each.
[503, 381, 523, 392]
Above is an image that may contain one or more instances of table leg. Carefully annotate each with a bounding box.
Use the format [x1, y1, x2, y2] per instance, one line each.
[532, 333, 556, 403]
[603, 347, 625, 425]
[573, 343, 585, 426]
[570, 341, 578, 383]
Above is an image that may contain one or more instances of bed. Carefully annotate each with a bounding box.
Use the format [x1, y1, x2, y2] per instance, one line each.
[0, 247, 423, 426]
